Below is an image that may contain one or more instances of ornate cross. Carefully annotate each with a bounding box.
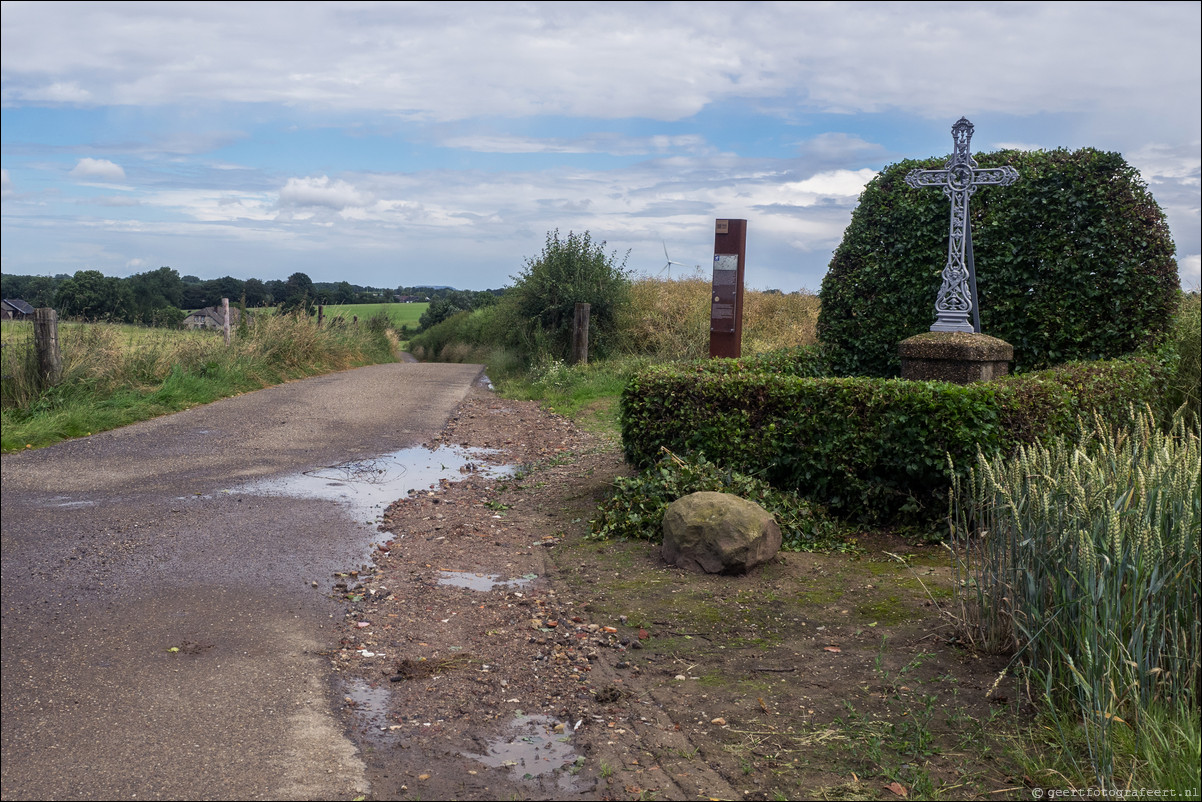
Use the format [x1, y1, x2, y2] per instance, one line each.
[905, 117, 1018, 333]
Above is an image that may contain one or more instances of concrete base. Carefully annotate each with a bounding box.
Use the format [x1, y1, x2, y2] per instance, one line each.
[899, 332, 1013, 384]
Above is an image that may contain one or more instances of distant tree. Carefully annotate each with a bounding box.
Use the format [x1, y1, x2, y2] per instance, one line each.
[55, 270, 133, 320]
[126, 266, 183, 325]
[0, 274, 62, 307]
[243, 278, 268, 307]
[182, 275, 202, 284]
[210, 276, 245, 304]
[280, 272, 315, 313]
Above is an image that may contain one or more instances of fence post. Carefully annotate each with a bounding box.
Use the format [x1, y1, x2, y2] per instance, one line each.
[572, 302, 590, 365]
[317, 304, 324, 328]
[34, 308, 63, 387]
[222, 298, 231, 346]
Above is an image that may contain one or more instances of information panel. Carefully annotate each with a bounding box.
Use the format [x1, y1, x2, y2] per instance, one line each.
[710, 254, 739, 333]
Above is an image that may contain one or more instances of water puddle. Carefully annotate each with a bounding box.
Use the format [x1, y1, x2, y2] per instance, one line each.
[234, 445, 512, 525]
[466, 714, 582, 789]
[437, 570, 536, 592]
[343, 677, 395, 742]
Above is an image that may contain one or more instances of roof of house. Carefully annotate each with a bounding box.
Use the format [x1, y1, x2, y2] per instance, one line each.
[2, 299, 35, 315]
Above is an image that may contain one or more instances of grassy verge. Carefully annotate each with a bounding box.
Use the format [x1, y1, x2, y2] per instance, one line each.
[1, 313, 397, 451]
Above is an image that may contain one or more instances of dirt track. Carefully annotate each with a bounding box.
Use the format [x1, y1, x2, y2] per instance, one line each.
[334, 393, 1023, 801]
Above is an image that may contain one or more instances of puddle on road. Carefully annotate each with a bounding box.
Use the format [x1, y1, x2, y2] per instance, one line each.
[465, 714, 583, 790]
[234, 445, 512, 526]
[343, 677, 395, 743]
[437, 570, 535, 592]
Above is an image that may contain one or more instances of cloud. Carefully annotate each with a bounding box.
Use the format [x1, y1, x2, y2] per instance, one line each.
[1, 169, 11, 197]
[69, 158, 126, 181]
[278, 176, 371, 211]
[3, 3, 1196, 132]
[1180, 255, 1201, 291]
[438, 133, 711, 156]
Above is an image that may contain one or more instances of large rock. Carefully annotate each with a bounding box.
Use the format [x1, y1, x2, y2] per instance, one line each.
[662, 492, 782, 574]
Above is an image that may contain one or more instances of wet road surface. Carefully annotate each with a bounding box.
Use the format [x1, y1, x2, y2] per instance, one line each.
[1, 362, 483, 800]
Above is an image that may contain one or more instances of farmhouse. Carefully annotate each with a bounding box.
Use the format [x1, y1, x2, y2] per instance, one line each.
[1, 299, 35, 321]
[183, 305, 241, 330]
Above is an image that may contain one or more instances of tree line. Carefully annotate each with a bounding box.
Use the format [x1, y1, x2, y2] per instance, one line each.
[0, 268, 500, 326]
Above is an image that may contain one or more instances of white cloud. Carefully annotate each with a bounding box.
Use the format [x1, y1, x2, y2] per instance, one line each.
[1, 168, 11, 197]
[1180, 255, 1202, 291]
[278, 176, 371, 211]
[3, 2, 1196, 133]
[69, 158, 126, 181]
[438, 133, 710, 156]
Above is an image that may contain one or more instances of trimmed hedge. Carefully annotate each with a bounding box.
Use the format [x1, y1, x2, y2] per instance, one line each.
[620, 358, 1159, 522]
[818, 148, 1180, 377]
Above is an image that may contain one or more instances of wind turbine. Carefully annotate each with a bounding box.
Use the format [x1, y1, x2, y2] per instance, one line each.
[661, 242, 689, 277]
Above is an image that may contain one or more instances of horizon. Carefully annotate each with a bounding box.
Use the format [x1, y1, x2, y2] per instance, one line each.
[3, 2, 1199, 291]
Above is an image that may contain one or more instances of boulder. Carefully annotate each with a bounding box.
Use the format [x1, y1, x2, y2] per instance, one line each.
[662, 492, 782, 574]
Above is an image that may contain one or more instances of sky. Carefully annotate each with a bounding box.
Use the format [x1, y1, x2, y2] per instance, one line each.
[2, 1, 1199, 293]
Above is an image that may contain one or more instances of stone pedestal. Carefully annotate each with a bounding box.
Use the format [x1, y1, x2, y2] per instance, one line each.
[898, 332, 1013, 384]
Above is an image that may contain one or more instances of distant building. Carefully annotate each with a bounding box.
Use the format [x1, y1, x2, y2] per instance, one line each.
[394, 294, 427, 303]
[183, 305, 242, 330]
[1, 299, 35, 320]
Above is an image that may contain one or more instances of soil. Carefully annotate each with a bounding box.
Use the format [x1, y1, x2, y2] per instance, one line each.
[330, 388, 1029, 801]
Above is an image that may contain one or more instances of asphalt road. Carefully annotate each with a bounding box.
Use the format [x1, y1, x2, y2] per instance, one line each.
[1, 361, 484, 800]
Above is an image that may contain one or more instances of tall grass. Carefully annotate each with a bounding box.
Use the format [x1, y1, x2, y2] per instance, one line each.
[1, 313, 397, 450]
[1158, 292, 1201, 428]
[951, 407, 1201, 787]
[620, 275, 819, 361]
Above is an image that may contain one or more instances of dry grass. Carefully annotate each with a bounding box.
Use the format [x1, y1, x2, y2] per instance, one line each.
[621, 276, 819, 361]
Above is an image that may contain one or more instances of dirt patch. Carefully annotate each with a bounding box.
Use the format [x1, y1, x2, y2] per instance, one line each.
[330, 390, 1029, 800]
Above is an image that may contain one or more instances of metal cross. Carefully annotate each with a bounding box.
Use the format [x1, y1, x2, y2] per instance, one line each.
[905, 117, 1018, 333]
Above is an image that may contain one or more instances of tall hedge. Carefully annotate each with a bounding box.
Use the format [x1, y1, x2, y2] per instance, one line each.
[818, 148, 1179, 376]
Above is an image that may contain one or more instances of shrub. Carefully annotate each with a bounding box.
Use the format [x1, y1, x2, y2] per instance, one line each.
[591, 450, 844, 552]
[508, 229, 632, 362]
[818, 148, 1180, 377]
[619, 358, 1159, 522]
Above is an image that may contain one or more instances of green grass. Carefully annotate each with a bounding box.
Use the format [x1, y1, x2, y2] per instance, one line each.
[496, 355, 651, 437]
[1, 313, 398, 451]
[318, 302, 428, 330]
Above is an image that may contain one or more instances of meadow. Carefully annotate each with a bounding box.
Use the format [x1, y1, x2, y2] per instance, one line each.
[316, 301, 427, 330]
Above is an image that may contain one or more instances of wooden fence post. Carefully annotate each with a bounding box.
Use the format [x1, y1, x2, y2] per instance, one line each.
[317, 304, 324, 328]
[34, 308, 63, 387]
[572, 303, 590, 365]
[222, 298, 231, 346]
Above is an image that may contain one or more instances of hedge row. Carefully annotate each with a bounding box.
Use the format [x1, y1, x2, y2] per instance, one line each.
[619, 358, 1159, 522]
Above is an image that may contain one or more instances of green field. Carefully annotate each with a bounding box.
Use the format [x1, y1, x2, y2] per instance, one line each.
[317, 302, 427, 328]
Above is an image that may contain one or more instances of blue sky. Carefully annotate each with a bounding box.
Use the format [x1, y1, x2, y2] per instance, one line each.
[2, 1, 1199, 292]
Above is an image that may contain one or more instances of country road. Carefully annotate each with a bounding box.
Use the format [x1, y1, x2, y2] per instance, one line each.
[1, 361, 484, 800]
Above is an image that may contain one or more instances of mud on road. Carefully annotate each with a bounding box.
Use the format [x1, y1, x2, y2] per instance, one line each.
[332, 391, 1024, 801]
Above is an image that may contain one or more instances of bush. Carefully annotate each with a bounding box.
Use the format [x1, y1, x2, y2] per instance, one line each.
[591, 450, 844, 552]
[619, 358, 1160, 522]
[818, 148, 1180, 377]
[508, 229, 632, 362]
